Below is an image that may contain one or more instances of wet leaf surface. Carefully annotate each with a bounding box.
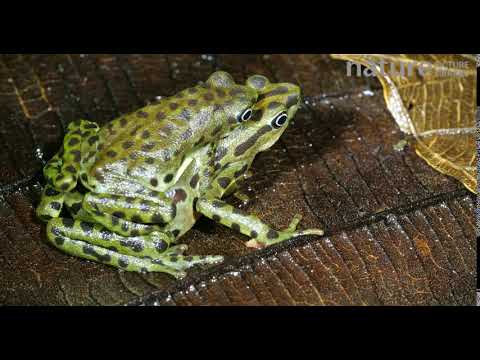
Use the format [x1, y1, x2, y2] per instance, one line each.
[0, 54, 476, 305]
[331, 54, 477, 193]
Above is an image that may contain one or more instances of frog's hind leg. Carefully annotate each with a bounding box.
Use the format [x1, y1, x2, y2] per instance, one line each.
[82, 192, 176, 238]
[196, 197, 324, 249]
[36, 185, 65, 221]
[49, 119, 100, 192]
[46, 218, 223, 278]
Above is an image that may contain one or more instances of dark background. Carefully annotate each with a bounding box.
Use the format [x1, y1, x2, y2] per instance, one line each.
[0, 54, 476, 305]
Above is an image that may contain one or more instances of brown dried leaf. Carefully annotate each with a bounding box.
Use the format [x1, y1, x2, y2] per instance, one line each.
[331, 54, 477, 193]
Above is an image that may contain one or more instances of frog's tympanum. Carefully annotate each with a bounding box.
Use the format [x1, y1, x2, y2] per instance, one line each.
[36, 71, 324, 278]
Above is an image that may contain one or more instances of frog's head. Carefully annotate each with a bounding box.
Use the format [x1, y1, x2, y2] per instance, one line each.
[214, 75, 301, 164]
[205, 71, 258, 125]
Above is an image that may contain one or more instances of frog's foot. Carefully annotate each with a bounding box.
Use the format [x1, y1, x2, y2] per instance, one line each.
[36, 185, 65, 222]
[46, 218, 223, 278]
[196, 198, 324, 250]
[45, 119, 100, 192]
[245, 214, 324, 249]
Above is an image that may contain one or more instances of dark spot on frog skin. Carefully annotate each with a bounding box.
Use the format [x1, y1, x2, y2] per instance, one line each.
[212, 214, 221, 222]
[130, 230, 140, 237]
[156, 112, 166, 121]
[286, 94, 299, 108]
[180, 128, 193, 141]
[118, 257, 129, 268]
[234, 164, 249, 178]
[62, 218, 74, 228]
[250, 230, 258, 238]
[211, 125, 223, 137]
[45, 187, 60, 197]
[106, 150, 117, 158]
[258, 86, 289, 100]
[111, 216, 119, 226]
[229, 88, 244, 96]
[171, 229, 180, 238]
[65, 165, 76, 174]
[83, 244, 111, 262]
[178, 109, 192, 121]
[267, 229, 279, 239]
[171, 204, 177, 219]
[164, 174, 174, 183]
[70, 202, 82, 215]
[71, 150, 82, 162]
[203, 92, 214, 102]
[150, 213, 165, 224]
[97, 144, 104, 151]
[188, 99, 198, 106]
[50, 202, 61, 210]
[137, 111, 149, 118]
[60, 183, 70, 191]
[113, 211, 126, 219]
[68, 138, 80, 147]
[146, 157, 155, 164]
[131, 215, 143, 223]
[188, 87, 198, 94]
[81, 173, 88, 182]
[142, 130, 151, 139]
[169, 102, 179, 110]
[88, 135, 99, 146]
[130, 125, 141, 136]
[173, 189, 187, 204]
[217, 177, 231, 189]
[268, 101, 282, 110]
[169, 255, 179, 263]
[80, 221, 94, 233]
[189, 174, 200, 189]
[215, 88, 226, 98]
[214, 146, 228, 162]
[120, 239, 144, 252]
[155, 240, 168, 253]
[54, 236, 65, 245]
[141, 142, 156, 152]
[150, 178, 159, 187]
[94, 170, 105, 183]
[161, 150, 172, 162]
[119, 118, 128, 127]
[234, 125, 272, 157]
[231, 223, 241, 232]
[84, 123, 99, 129]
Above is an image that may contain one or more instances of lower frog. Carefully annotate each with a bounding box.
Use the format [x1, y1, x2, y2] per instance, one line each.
[36, 72, 323, 279]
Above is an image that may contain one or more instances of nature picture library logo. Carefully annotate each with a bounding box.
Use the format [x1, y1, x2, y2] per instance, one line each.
[346, 57, 474, 78]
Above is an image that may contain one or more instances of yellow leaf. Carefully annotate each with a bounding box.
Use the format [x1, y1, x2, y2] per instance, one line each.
[331, 54, 477, 193]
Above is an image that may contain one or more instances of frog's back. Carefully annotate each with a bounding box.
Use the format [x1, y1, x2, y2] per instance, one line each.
[87, 72, 257, 192]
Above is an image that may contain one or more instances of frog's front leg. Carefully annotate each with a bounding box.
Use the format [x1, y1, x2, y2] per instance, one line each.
[46, 218, 223, 278]
[196, 197, 324, 249]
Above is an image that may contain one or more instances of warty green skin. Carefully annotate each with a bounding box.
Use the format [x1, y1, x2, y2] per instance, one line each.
[36, 72, 323, 279]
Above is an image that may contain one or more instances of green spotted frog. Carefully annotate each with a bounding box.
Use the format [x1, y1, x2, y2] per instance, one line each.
[36, 71, 323, 279]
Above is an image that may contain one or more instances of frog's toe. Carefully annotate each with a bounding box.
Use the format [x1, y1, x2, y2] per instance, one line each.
[157, 253, 224, 272]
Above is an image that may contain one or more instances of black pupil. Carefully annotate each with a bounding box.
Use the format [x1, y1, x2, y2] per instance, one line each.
[276, 114, 287, 126]
[242, 109, 252, 120]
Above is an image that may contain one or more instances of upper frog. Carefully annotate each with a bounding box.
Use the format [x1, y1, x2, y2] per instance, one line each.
[53, 71, 257, 195]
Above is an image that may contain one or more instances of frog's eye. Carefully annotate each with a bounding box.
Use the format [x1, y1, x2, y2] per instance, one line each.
[239, 108, 253, 122]
[272, 112, 288, 129]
